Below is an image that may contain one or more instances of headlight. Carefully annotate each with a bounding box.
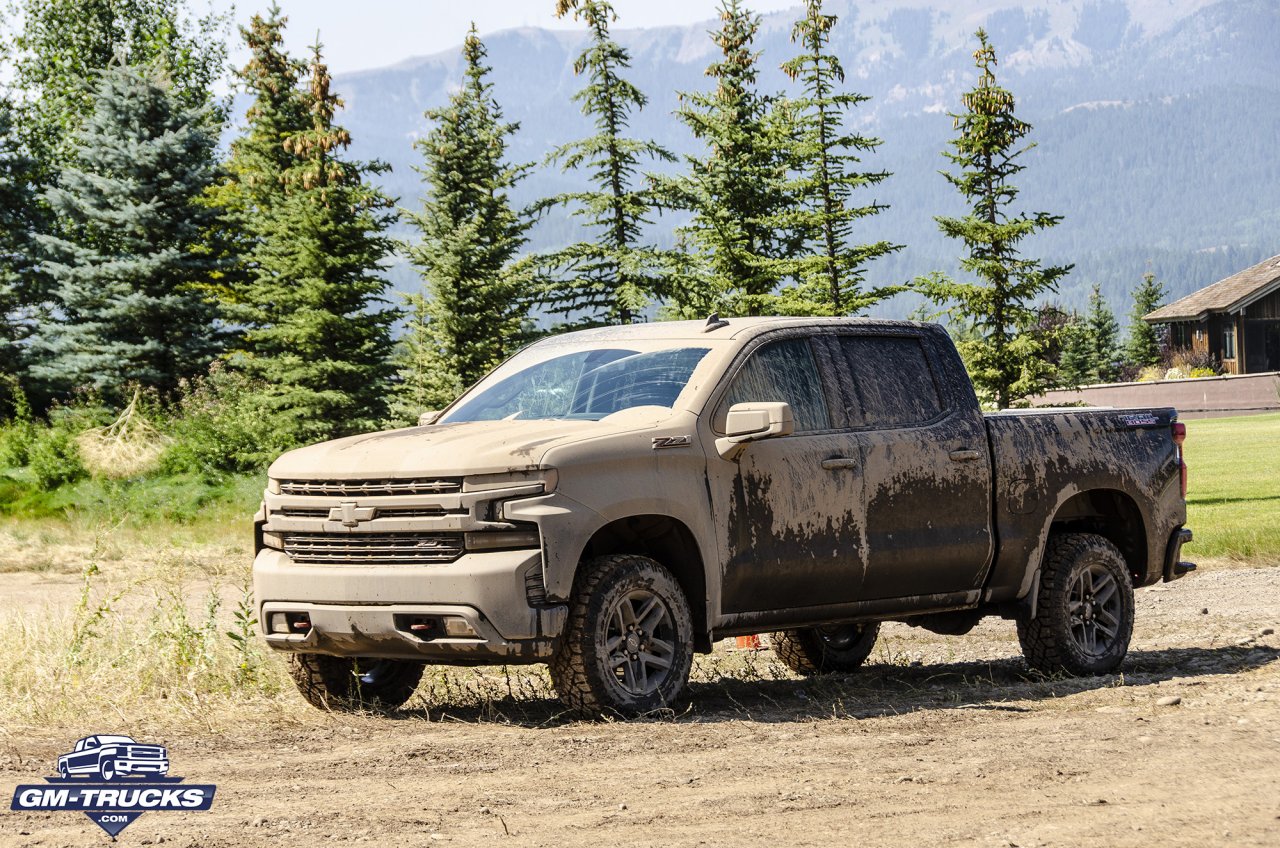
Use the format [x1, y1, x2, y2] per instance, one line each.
[461, 468, 557, 494]
[266, 477, 281, 495]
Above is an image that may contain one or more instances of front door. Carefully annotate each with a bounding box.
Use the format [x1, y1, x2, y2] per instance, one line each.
[705, 336, 867, 615]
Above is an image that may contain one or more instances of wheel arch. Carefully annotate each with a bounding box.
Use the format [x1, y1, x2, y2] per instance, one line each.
[1048, 488, 1147, 585]
[578, 514, 711, 652]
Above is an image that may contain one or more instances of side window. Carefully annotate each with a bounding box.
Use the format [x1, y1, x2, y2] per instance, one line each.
[836, 335, 944, 428]
[720, 338, 830, 433]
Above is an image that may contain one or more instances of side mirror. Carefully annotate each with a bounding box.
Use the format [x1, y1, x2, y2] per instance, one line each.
[417, 410, 441, 427]
[716, 401, 794, 459]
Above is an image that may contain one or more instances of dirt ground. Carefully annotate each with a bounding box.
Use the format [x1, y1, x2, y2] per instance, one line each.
[3, 562, 1279, 848]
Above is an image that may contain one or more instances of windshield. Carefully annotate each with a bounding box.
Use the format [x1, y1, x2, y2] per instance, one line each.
[441, 343, 713, 423]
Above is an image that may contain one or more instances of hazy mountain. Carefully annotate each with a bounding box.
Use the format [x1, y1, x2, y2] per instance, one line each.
[329, 0, 1280, 319]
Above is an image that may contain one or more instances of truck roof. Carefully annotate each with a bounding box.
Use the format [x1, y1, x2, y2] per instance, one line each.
[532, 316, 929, 345]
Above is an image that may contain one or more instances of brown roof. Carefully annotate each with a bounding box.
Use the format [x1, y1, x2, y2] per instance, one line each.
[1145, 253, 1280, 322]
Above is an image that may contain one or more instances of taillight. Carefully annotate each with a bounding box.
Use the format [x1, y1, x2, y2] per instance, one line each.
[1172, 421, 1188, 497]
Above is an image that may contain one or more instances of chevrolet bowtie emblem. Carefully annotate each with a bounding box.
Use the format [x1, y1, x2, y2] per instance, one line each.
[330, 502, 376, 527]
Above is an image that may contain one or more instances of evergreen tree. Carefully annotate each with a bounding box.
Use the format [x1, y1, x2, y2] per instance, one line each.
[211, 4, 308, 242]
[28, 62, 223, 399]
[775, 0, 901, 315]
[400, 25, 532, 409]
[0, 101, 42, 412]
[209, 4, 310, 332]
[1125, 271, 1167, 367]
[537, 0, 676, 327]
[387, 292, 461, 425]
[9, 0, 228, 183]
[1058, 314, 1093, 388]
[232, 41, 396, 443]
[1084, 282, 1121, 383]
[662, 0, 794, 318]
[922, 30, 1071, 408]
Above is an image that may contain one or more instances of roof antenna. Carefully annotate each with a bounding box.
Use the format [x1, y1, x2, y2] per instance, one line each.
[704, 312, 730, 332]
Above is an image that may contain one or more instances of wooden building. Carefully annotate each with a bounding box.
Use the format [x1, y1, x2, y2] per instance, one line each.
[1144, 254, 1280, 374]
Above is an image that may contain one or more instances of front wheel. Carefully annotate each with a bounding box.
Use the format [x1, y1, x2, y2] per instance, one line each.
[1018, 532, 1134, 676]
[550, 554, 694, 717]
[287, 654, 424, 711]
[770, 622, 881, 675]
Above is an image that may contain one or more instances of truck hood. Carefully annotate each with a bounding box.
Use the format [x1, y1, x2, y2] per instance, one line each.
[268, 418, 624, 480]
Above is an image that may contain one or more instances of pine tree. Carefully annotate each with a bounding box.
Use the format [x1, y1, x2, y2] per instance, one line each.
[1125, 271, 1167, 368]
[922, 30, 1072, 408]
[537, 0, 676, 327]
[775, 0, 901, 316]
[386, 292, 461, 425]
[662, 0, 794, 318]
[0, 100, 42, 413]
[9, 0, 228, 183]
[1058, 314, 1092, 388]
[1084, 283, 1121, 383]
[400, 25, 532, 409]
[232, 41, 396, 443]
[28, 63, 222, 399]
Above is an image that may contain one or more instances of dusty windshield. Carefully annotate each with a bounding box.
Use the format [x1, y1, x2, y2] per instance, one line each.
[441, 342, 713, 423]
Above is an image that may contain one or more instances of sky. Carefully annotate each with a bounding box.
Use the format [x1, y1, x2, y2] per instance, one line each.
[207, 0, 803, 75]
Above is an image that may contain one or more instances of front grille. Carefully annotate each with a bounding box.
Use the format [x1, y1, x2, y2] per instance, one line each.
[278, 507, 331, 518]
[374, 506, 462, 518]
[282, 533, 465, 564]
[279, 479, 463, 497]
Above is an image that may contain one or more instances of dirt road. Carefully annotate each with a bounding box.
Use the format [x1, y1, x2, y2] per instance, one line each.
[4, 563, 1279, 848]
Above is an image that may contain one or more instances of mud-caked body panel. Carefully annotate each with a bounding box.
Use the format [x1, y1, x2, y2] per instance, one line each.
[983, 408, 1186, 603]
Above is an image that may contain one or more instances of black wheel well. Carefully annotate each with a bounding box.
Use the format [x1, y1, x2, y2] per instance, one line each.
[581, 515, 711, 651]
[1049, 489, 1148, 583]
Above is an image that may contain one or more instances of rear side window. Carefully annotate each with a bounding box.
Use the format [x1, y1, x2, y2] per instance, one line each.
[720, 338, 830, 433]
[836, 335, 944, 428]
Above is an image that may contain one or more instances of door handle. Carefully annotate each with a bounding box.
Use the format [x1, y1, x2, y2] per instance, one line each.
[949, 449, 981, 462]
[821, 457, 859, 471]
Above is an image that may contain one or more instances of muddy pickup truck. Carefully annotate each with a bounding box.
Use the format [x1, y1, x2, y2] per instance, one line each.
[253, 317, 1194, 715]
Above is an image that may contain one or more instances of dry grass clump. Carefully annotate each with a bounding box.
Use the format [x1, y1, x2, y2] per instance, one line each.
[75, 390, 171, 479]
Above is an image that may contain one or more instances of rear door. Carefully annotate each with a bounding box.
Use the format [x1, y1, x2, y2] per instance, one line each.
[822, 329, 994, 600]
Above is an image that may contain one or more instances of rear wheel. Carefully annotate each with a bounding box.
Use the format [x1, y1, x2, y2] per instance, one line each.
[770, 622, 881, 675]
[1018, 532, 1134, 676]
[287, 654, 424, 711]
[550, 554, 694, 717]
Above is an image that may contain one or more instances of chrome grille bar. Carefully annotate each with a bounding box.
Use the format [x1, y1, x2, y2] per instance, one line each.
[279, 479, 463, 497]
[282, 533, 464, 564]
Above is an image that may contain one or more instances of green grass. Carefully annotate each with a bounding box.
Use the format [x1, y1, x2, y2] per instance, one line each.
[1184, 412, 1280, 562]
[0, 469, 263, 556]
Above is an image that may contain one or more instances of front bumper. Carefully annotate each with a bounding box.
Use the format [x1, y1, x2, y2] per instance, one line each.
[253, 548, 567, 663]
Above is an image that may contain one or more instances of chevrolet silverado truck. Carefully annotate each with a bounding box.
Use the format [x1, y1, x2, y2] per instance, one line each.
[253, 316, 1194, 716]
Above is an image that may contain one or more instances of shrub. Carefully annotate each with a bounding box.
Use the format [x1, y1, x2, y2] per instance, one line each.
[159, 364, 294, 476]
[27, 422, 87, 490]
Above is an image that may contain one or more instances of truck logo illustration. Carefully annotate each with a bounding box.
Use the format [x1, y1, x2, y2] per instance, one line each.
[57, 735, 170, 781]
[11, 734, 215, 837]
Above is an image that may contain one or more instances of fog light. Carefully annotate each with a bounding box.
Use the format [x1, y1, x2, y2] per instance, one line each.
[269, 613, 287, 634]
[442, 616, 478, 638]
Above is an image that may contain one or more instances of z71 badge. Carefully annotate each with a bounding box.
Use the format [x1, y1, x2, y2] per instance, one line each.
[652, 435, 693, 449]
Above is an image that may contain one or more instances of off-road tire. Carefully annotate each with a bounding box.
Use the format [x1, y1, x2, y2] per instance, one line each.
[287, 654, 424, 711]
[1018, 532, 1134, 676]
[770, 622, 881, 675]
[550, 554, 694, 718]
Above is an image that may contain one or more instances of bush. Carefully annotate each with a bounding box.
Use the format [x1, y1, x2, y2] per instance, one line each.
[27, 422, 87, 490]
[159, 364, 294, 476]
